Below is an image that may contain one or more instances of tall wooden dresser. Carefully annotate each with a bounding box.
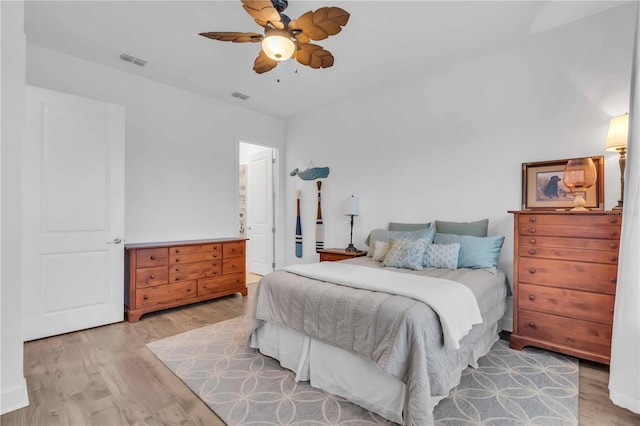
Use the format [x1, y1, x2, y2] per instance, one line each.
[509, 211, 621, 364]
[125, 238, 247, 322]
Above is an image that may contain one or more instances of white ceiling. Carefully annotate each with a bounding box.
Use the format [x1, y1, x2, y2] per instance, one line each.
[24, 1, 630, 118]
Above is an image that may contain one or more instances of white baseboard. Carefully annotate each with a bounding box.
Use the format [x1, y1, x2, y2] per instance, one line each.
[1, 379, 29, 415]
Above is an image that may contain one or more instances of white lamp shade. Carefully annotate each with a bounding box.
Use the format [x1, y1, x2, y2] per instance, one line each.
[261, 30, 295, 61]
[606, 113, 629, 151]
[345, 196, 359, 216]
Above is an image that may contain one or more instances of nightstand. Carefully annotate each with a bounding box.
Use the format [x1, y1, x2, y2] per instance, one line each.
[318, 248, 368, 262]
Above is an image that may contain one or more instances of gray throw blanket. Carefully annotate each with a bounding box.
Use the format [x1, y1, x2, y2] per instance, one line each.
[249, 269, 485, 425]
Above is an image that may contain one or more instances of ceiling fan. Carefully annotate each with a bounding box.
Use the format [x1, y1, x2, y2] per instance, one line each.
[199, 0, 350, 74]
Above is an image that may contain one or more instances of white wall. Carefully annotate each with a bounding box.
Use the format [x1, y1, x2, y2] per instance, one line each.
[284, 4, 636, 329]
[26, 43, 286, 245]
[1, 0, 29, 414]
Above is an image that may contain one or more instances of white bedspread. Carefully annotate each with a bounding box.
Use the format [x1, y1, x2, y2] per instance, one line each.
[282, 262, 483, 350]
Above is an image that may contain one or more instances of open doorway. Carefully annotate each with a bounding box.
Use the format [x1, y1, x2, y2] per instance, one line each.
[239, 142, 277, 276]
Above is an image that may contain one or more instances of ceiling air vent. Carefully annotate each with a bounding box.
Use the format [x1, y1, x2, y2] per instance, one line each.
[119, 53, 148, 67]
[232, 92, 250, 100]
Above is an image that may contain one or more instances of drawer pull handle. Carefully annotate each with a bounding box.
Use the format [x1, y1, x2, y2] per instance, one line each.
[150, 275, 155, 279]
[609, 232, 617, 237]
[213, 271, 218, 275]
[529, 217, 537, 222]
[528, 249, 536, 255]
[610, 308, 614, 314]
[610, 217, 618, 223]
[528, 321, 536, 329]
[213, 254, 218, 258]
[175, 276, 180, 281]
[203, 285, 208, 289]
[175, 258, 180, 263]
[610, 256, 618, 262]
[232, 264, 236, 268]
[143, 295, 149, 300]
[529, 228, 536, 233]
[175, 267, 180, 271]
[529, 268, 536, 274]
[187, 288, 192, 292]
[528, 295, 536, 301]
[232, 248, 237, 252]
[610, 243, 618, 249]
[175, 249, 180, 253]
[610, 277, 617, 283]
[150, 256, 156, 260]
[529, 239, 536, 244]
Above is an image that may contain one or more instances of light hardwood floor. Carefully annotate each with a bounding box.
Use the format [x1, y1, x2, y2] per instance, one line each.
[2, 281, 639, 426]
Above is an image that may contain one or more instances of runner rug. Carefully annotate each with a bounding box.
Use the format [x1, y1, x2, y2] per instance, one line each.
[147, 316, 578, 425]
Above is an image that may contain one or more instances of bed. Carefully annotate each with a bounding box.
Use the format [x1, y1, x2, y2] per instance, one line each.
[248, 224, 508, 425]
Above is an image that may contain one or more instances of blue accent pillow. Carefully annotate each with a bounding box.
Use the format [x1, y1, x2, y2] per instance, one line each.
[382, 238, 428, 271]
[433, 233, 504, 269]
[367, 227, 435, 256]
[424, 243, 460, 269]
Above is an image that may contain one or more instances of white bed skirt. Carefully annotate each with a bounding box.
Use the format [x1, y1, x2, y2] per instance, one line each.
[249, 320, 502, 424]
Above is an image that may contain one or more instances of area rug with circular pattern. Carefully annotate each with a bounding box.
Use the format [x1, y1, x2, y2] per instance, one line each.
[147, 316, 578, 425]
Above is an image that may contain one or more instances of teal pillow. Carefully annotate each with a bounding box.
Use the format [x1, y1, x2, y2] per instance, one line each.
[367, 227, 435, 257]
[388, 222, 431, 232]
[433, 233, 504, 269]
[382, 238, 428, 271]
[435, 219, 488, 237]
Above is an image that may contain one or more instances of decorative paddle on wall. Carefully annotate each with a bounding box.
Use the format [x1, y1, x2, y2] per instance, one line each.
[316, 181, 324, 252]
[199, 0, 350, 74]
[295, 189, 302, 258]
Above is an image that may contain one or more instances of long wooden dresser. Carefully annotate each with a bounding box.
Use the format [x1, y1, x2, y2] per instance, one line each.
[509, 210, 621, 364]
[125, 238, 247, 322]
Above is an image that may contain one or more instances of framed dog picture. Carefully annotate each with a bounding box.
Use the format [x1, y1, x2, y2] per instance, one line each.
[521, 156, 604, 210]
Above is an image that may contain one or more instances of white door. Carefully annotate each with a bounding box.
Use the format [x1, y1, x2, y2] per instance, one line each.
[22, 86, 125, 341]
[247, 149, 274, 275]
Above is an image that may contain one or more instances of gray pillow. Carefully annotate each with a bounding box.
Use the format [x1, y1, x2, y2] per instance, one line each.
[388, 222, 431, 232]
[435, 219, 488, 237]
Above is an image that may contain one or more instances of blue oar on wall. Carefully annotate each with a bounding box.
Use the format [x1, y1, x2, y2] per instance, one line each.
[295, 189, 302, 258]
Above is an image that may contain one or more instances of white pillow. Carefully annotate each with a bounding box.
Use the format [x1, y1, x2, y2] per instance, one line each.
[424, 243, 460, 270]
[371, 240, 390, 262]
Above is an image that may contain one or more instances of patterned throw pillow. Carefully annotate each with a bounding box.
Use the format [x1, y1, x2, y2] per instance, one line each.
[424, 243, 460, 269]
[371, 240, 390, 262]
[382, 238, 428, 271]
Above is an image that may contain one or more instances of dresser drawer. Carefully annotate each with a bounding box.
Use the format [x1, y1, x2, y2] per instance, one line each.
[518, 214, 621, 227]
[223, 241, 245, 258]
[518, 309, 612, 357]
[223, 257, 245, 274]
[518, 224, 620, 239]
[518, 257, 617, 294]
[135, 266, 168, 288]
[135, 280, 196, 307]
[198, 273, 245, 296]
[518, 283, 614, 325]
[169, 244, 217, 255]
[136, 248, 168, 268]
[520, 235, 619, 251]
[169, 260, 221, 282]
[170, 251, 220, 264]
[518, 246, 618, 264]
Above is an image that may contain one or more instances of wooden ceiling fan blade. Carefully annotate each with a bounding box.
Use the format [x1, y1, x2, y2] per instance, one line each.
[289, 7, 349, 41]
[296, 43, 334, 69]
[253, 50, 278, 74]
[199, 32, 263, 43]
[241, 0, 284, 29]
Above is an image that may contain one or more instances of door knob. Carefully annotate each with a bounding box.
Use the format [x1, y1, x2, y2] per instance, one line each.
[106, 238, 123, 244]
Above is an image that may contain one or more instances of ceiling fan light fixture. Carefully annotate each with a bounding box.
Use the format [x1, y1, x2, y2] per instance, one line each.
[261, 29, 295, 61]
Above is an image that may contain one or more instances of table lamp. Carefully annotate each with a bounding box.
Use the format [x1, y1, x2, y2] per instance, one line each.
[605, 113, 629, 210]
[345, 195, 360, 252]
